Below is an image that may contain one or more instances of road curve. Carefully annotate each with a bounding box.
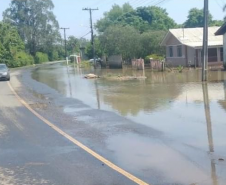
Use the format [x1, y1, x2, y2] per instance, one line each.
[0, 81, 138, 185]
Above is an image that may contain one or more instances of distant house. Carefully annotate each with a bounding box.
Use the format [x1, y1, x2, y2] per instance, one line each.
[215, 23, 226, 68]
[161, 27, 223, 67]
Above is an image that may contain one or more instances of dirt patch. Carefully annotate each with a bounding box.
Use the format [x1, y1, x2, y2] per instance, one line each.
[29, 103, 48, 110]
[0, 166, 51, 185]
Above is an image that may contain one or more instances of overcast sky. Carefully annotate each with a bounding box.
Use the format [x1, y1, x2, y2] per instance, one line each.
[0, 0, 225, 39]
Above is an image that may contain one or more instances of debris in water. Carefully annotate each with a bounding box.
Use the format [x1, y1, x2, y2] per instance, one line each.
[84, 74, 99, 79]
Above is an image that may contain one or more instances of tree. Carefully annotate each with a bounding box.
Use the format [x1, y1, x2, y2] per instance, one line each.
[0, 22, 33, 67]
[95, 4, 177, 33]
[184, 8, 224, 28]
[3, 0, 61, 56]
[99, 25, 141, 60]
[95, 3, 134, 33]
[117, 11, 151, 33]
[136, 6, 177, 31]
[67, 36, 80, 55]
[85, 37, 103, 59]
[139, 30, 166, 58]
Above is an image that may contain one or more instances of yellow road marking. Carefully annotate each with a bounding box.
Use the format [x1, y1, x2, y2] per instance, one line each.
[7, 82, 149, 185]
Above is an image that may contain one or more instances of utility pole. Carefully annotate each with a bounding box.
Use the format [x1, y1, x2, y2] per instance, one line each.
[82, 8, 98, 67]
[202, 0, 209, 81]
[60, 27, 70, 58]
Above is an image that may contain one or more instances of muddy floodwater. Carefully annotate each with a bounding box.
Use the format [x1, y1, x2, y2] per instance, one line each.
[32, 63, 226, 185]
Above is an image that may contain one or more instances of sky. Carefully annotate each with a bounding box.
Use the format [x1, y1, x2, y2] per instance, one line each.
[0, 0, 225, 39]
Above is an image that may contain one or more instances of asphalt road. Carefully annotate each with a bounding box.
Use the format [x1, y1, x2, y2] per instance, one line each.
[0, 81, 137, 185]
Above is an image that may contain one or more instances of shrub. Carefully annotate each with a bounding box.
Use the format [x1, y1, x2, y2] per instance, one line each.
[80, 61, 92, 68]
[70, 55, 76, 63]
[35, 52, 49, 64]
[177, 65, 184, 73]
[49, 50, 59, 61]
[10, 51, 34, 67]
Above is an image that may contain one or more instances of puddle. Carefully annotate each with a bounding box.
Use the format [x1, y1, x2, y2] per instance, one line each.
[107, 133, 226, 185]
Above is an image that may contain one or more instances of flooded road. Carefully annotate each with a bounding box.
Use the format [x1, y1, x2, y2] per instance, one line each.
[31, 63, 226, 185]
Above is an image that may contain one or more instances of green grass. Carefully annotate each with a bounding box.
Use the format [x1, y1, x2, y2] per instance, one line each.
[70, 60, 93, 68]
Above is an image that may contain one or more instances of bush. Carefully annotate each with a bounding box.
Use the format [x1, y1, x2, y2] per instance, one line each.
[145, 54, 164, 63]
[70, 55, 76, 63]
[35, 52, 49, 64]
[80, 61, 92, 68]
[9, 51, 34, 67]
[49, 50, 59, 61]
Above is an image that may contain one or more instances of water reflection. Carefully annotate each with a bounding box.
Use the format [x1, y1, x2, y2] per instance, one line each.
[202, 83, 214, 153]
[94, 80, 101, 110]
[202, 83, 218, 185]
[32, 66, 67, 95]
[31, 65, 226, 184]
[66, 65, 72, 97]
[218, 80, 226, 112]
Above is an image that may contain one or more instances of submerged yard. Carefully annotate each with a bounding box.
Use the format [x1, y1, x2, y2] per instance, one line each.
[29, 63, 226, 185]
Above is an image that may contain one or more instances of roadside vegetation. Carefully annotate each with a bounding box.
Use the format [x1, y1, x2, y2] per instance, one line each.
[88, 3, 224, 62]
[0, 0, 225, 67]
[0, 0, 64, 67]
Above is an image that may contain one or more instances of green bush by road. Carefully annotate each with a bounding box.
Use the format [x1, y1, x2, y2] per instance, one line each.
[35, 52, 49, 64]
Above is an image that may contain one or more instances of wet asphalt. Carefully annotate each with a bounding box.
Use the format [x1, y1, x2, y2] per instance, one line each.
[0, 81, 136, 185]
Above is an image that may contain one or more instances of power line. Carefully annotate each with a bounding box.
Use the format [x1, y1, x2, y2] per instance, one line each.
[133, 0, 151, 7]
[143, 0, 169, 7]
[154, 0, 170, 6]
[80, 31, 91, 39]
[216, 0, 223, 9]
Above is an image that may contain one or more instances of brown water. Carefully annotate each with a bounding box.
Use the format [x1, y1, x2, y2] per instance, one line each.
[32, 64, 226, 185]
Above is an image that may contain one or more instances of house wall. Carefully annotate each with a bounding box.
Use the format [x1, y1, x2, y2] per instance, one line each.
[187, 47, 195, 66]
[164, 34, 187, 67]
[195, 47, 223, 67]
[166, 34, 181, 45]
[198, 49, 202, 67]
[165, 46, 186, 67]
[163, 31, 223, 67]
[224, 34, 226, 67]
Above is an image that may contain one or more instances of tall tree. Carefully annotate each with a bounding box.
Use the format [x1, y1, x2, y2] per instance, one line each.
[99, 25, 141, 60]
[184, 8, 224, 28]
[85, 38, 103, 59]
[3, 0, 60, 56]
[136, 6, 177, 31]
[139, 30, 166, 58]
[95, 4, 177, 33]
[67, 36, 80, 55]
[0, 22, 33, 67]
[95, 3, 134, 33]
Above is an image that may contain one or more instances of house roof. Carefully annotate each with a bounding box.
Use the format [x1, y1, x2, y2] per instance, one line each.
[161, 27, 223, 48]
[215, 22, 226, 35]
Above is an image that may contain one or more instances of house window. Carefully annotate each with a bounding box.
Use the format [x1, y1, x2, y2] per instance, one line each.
[169, 46, 173, 57]
[177, 45, 182, 57]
